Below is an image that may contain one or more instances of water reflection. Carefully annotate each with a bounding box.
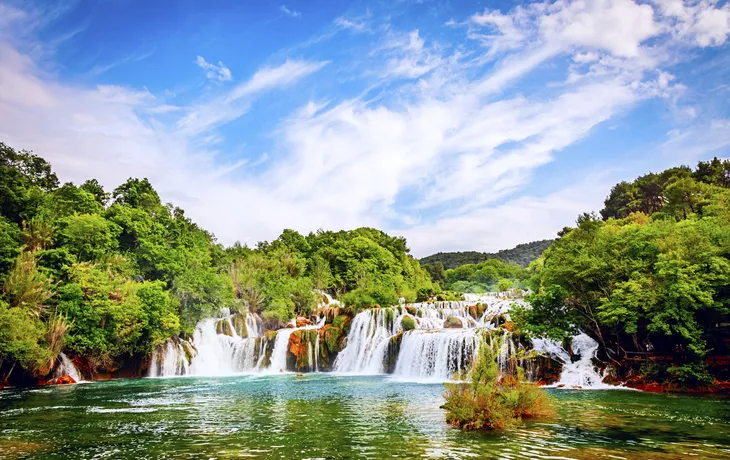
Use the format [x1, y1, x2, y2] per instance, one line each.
[0, 375, 729, 459]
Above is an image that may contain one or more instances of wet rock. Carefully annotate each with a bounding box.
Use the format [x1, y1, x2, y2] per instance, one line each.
[215, 319, 233, 336]
[56, 375, 76, 385]
[332, 315, 352, 333]
[443, 316, 463, 328]
[384, 332, 404, 373]
[296, 317, 312, 328]
[230, 313, 248, 338]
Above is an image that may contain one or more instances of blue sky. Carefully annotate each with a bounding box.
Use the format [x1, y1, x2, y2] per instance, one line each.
[1, 0, 729, 256]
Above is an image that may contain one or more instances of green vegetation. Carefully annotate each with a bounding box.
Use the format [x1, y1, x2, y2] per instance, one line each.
[442, 334, 554, 431]
[0, 143, 431, 383]
[421, 240, 552, 269]
[401, 315, 417, 331]
[520, 157, 730, 382]
[435, 258, 529, 293]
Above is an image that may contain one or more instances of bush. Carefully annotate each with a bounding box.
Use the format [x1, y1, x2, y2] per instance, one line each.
[442, 334, 554, 431]
[401, 315, 417, 331]
[666, 363, 714, 388]
[261, 311, 285, 330]
[341, 287, 399, 310]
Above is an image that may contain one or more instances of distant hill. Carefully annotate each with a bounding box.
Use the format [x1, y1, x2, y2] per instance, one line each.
[420, 239, 554, 269]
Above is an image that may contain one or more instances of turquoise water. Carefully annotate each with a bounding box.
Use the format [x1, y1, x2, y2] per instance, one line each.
[1, 374, 729, 459]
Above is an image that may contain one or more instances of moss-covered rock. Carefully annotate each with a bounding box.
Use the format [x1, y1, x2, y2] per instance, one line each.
[405, 305, 417, 316]
[401, 315, 417, 331]
[215, 319, 233, 336]
[332, 315, 352, 333]
[230, 313, 248, 338]
[384, 332, 404, 373]
[444, 316, 463, 328]
[254, 336, 273, 368]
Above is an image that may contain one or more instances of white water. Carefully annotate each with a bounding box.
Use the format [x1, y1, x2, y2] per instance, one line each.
[268, 328, 294, 373]
[150, 311, 267, 377]
[334, 307, 403, 373]
[54, 353, 81, 382]
[334, 299, 513, 379]
[393, 329, 480, 382]
[532, 333, 616, 389]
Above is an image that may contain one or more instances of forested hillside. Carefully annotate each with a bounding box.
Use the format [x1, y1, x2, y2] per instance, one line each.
[420, 239, 553, 269]
[520, 157, 730, 386]
[0, 142, 432, 384]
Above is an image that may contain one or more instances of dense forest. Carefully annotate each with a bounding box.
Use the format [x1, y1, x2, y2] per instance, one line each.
[421, 240, 553, 269]
[519, 157, 730, 386]
[0, 142, 432, 384]
[423, 258, 529, 293]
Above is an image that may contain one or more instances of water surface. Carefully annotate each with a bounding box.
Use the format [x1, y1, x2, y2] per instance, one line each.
[1, 374, 729, 459]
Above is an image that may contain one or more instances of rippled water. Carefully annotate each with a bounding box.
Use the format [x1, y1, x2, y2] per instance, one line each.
[1, 375, 729, 459]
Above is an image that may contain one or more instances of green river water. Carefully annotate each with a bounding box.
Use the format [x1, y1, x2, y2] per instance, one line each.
[1, 374, 729, 459]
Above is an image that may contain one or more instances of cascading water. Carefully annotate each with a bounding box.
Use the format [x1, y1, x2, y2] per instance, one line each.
[334, 307, 404, 373]
[54, 353, 82, 382]
[335, 300, 512, 380]
[150, 310, 267, 377]
[392, 329, 480, 381]
[532, 333, 614, 389]
[268, 328, 294, 373]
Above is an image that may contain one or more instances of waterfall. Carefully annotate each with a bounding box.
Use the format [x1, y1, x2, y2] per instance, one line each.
[314, 331, 320, 372]
[392, 329, 480, 382]
[334, 307, 404, 373]
[54, 353, 81, 382]
[532, 333, 613, 389]
[333, 299, 524, 381]
[149, 310, 266, 377]
[268, 328, 294, 373]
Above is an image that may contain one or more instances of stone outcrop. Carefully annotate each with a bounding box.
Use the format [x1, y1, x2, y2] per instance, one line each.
[443, 316, 463, 328]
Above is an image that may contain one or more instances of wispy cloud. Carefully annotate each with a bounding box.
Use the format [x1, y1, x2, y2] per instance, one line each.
[178, 59, 328, 135]
[196, 56, 233, 82]
[89, 48, 156, 76]
[280, 5, 301, 18]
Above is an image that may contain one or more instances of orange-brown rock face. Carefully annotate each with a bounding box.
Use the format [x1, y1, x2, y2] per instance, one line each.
[295, 317, 313, 328]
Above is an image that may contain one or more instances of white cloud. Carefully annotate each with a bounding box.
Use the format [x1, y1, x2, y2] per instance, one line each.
[280, 5, 302, 18]
[1, 0, 729, 256]
[179, 59, 328, 135]
[383, 30, 443, 79]
[196, 55, 232, 82]
[652, 0, 730, 46]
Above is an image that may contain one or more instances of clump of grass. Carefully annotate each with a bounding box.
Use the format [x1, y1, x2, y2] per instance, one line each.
[442, 335, 555, 431]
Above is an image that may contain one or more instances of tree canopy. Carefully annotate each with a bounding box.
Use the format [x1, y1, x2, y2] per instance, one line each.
[0, 142, 431, 382]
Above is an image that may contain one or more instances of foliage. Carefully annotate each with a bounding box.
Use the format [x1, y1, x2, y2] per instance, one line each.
[442, 334, 554, 431]
[440, 258, 529, 293]
[527, 160, 730, 373]
[401, 315, 417, 331]
[421, 240, 553, 269]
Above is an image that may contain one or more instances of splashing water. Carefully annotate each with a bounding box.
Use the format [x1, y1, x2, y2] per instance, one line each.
[54, 353, 82, 382]
[532, 333, 617, 389]
[392, 329, 480, 382]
